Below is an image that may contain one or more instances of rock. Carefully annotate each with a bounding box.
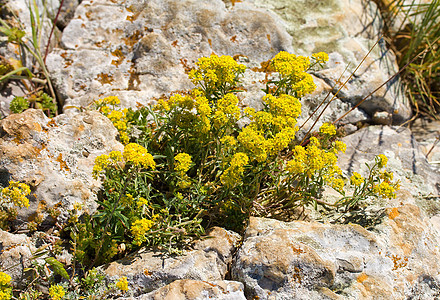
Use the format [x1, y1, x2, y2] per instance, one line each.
[0, 81, 28, 119]
[249, 0, 412, 123]
[232, 215, 440, 299]
[55, 0, 80, 30]
[103, 227, 241, 296]
[118, 279, 246, 300]
[0, 109, 123, 228]
[46, 0, 293, 110]
[0, 229, 35, 283]
[410, 117, 440, 170]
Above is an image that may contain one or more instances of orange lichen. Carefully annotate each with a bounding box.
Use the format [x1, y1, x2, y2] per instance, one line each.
[96, 73, 114, 85]
[46, 119, 57, 127]
[291, 266, 302, 284]
[388, 207, 400, 220]
[266, 34, 271, 43]
[357, 273, 368, 283]
[208, 38, 213, 48]
[251, 59, 272, 72]
[231, 0, 242, 5]
[171, 40, 178, 47]
[56, 154, 70, 172]
[143, 269, 152, 276]
[123, 30, 142, 47]
[111, 49, 125, 67]
[230, 35, 237, 43]
[388, 254, 408, 271]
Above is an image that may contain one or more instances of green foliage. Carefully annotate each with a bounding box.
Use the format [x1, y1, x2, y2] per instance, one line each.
[9, 93, 57, 117]
[9, 96, 29, 113]
[64, 52, 400, 269]
[381, 0, 440, 119]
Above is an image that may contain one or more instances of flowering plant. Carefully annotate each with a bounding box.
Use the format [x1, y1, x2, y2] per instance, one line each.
[69, 52, 399, 265]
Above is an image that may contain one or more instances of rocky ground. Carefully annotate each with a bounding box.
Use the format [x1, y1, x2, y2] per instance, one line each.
[1, 0, 440, 299]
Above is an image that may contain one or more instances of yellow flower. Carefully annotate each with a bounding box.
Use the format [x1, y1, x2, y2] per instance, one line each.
[377, 154, 388, 168]
[319, 123, 336, 136]
[109, 151, 122, 162]
[123, 143, 156, 169]
[312, 52, 329, 64]
[373, 181, 396, 199]
[0, 272, 11, 285]
[174, 153, 192, 175]
[131, 218, 154, 245]
[220, 152, 249, 187]
[49, 285, 65, 300]
[330, 177, 345, 192]
[116, 276, 129, 291]
[237, 127, 268, 162]
[137, 197, 149, 207]
[333, 141, 346, 153]
[1, 181, 31, 208]
[0, 290, 11, 300]
[350, 172, 364, 186]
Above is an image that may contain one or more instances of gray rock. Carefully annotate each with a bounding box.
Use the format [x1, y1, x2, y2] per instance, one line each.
[118, 279, 246, 300]
[103, 227, 241, 296]
[249, 0, 412, 123]
[0, 229, 35, 283]
[232, 215, 440, 299]
[0, 109, 123, 228]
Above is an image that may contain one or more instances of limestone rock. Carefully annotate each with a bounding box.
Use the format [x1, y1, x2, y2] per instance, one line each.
[249, 0, 412, 123]
[103, 227, 241, 296]
[0, 109, 123, 228]
[46, 0, 293, 110]
[118, 279, 246, 300]
[0, 229, 35, 283]
[232, 215, 440, 299]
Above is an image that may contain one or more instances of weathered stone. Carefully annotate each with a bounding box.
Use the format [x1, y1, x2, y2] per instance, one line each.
[118, 279, 246, 300]
[232, 215, 440, 299]
[0, 229, 35, 282]
[55, 0, 80, 30]
[249, 0, 412, 123]
[0, 109, 123, 228]
[103, 227, 240, 296]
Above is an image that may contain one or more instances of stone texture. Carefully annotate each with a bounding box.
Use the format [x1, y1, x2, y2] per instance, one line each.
[0, 109, 123, 228]
[118, 279, 246, 300]
[0, 229, 35, 282]
[249, 0, 412, 123]
[103, 227, 241, 296]
[45, 0, 407, 126]
[232, 216, 440, 299]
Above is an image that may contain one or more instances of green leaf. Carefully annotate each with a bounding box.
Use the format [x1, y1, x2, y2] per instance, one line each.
[45, 257, 69, 280]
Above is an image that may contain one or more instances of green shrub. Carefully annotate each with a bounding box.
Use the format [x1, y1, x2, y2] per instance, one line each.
[65, 52, 400, 267]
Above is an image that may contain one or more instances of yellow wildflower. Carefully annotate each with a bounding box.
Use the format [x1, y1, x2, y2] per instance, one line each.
[220, 152, 249, 187]
[0, 272, 11, 285]
[123, 143, 156, 169]
[116, 276, 129, 292]
[377, 154, 388, 168]
[237, 127, 268, 162]
[137, 197, 149, 207]
[333, 141, 346, 153]
[373, 181, 396, 199]
[49, 285, 65, 300]
[319, 123, 336, 136]
[109, 151, 122, 162]
[0, 290, 11, 300]
[131, 218, 154, 246]
[174, 153, 192, 175]
[1, 181, 31, 208]
[350, 172, 364, 186]
[312, 52, 329, 64]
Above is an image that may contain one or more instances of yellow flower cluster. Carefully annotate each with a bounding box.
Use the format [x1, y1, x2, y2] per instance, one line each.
[220, 152, 249, 187]
[123, 143, 156, 170]
[97, 96, 130, 144]
[188, 54, 246, 90]
[131, 218, 154, 246]
[270, 51, 318, 98]
[319, 123, 336, 136]
[271, 51, 310, 77]
[92, 151, 123, 179]
[116, 276, 129, 291]
[373, 181, 396, 199]
[49, 285, 65, 300]
[0, 290, 11, 300]
[350, 172, 364, 186]
[213, 93, 240, 128]
[174, 153, 192, 176]
[1, 181, 31, 208]
[137, 197, 149, 208]
[312, 52, 329, 64]
[286, 137, 345, 185]
[377, 154, 388, 168]
[0, 273, 11, 286]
